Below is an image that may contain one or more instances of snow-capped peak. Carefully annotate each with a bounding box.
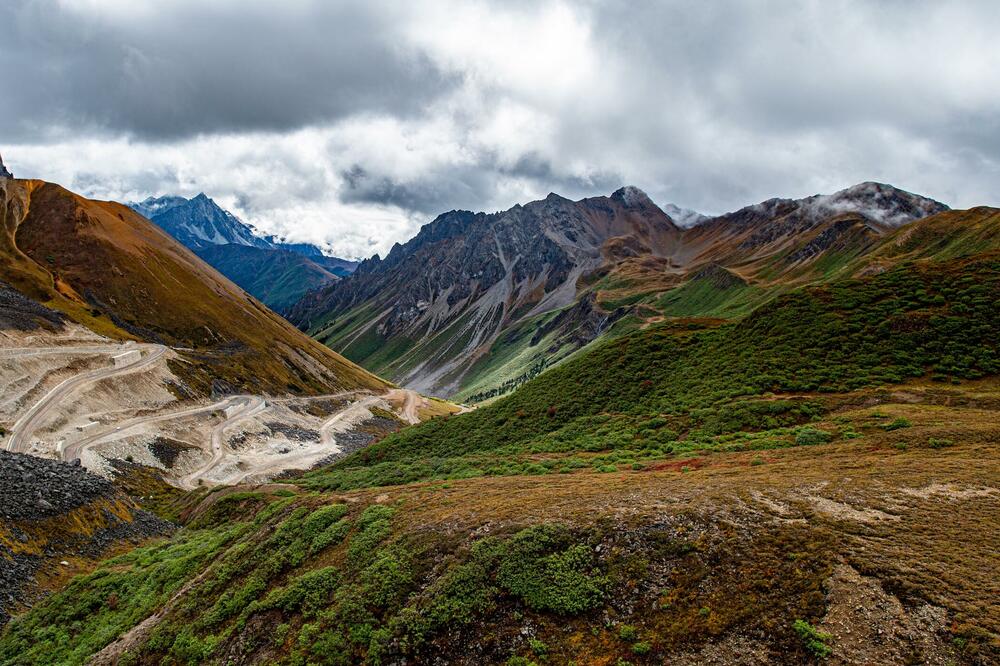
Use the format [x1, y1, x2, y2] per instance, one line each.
[611, 185, 655, 208]
[804, 182, 948, 227]
[662, 203, 710, 228]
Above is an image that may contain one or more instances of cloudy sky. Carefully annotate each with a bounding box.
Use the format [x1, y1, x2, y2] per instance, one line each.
[2, 0, 999, 259]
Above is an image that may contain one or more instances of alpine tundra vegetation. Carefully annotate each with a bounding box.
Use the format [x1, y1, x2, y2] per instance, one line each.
[2, 1, 1000, 665]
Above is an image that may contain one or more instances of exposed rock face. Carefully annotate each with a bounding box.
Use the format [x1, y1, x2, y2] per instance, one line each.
[0, 451, 116, 522]
[0, 153, 12, 179]
[289, 187, 680, 395]
[682, 182, 947, 265]
[0, 281, 66, 331]
[289, 182, 948, 399]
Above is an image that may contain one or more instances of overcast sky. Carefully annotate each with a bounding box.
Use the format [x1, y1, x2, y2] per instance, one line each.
[2, 0, 999, 259]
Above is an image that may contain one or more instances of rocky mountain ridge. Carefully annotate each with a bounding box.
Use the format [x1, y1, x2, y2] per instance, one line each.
[128, 193, 357, 310]
[289, 186, 681, 395]
[290, 182, 949, 398]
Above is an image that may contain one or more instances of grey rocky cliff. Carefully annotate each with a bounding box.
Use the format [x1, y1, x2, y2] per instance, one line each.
[287, 186, 680, 395]
[0, 153, 13, 179]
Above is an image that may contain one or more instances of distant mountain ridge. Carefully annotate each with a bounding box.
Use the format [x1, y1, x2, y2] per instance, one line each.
[288, 186, 683, 396]
[129, 193, 346, 258]
[128, 193, 358, 311]
[289, 182, 951, 399]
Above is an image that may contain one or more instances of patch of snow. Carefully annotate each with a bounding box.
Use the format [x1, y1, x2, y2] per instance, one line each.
[612, 185, 653, 207]
[662, 203, 710, 228]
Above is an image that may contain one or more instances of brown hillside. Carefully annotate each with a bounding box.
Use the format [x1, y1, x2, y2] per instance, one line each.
[0, 179, 387, 396]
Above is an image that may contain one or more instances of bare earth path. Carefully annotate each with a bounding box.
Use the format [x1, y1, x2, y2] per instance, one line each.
[59, 395, 247, 463]
[177, 395, 267, 490]
[4, 343, 166, 453]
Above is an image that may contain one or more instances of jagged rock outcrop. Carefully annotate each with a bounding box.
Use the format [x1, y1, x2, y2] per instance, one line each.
[0, 153, 12, 180]
[0, 451, 173, 626]
[289, 187, 680, 395]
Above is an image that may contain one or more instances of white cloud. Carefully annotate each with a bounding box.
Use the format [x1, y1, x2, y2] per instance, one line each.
[3, 0, 1000, 259]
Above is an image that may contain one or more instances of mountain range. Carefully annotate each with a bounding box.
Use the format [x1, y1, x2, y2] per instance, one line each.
[129, 193, 357, 312]
[3, 164, 1000, 664]
[288, 181, 949, 400]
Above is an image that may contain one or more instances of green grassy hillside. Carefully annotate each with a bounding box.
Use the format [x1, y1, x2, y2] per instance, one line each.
[300, 253, 1000, 491]
[194, 244, 342, 314]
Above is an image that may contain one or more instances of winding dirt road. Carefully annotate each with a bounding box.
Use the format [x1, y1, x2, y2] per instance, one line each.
[60, 395, 248, 463]
[319, 394, 381, 448]
[3, 341, 430, 489]
[0, 344, 129, 359]
[4, 343, 166, 453]
[177, 395, 267, 490]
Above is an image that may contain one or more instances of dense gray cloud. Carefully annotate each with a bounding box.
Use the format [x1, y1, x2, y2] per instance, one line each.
[0, 0, 452, 141]
[2, 0, 999, 259]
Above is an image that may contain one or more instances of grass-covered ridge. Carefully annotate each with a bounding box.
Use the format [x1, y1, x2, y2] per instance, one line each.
[298, 255, 1000, 491]
[3, 488, 826, 665]
[5, 428, 999, 664]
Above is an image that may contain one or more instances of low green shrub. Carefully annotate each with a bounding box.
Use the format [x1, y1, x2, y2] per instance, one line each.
[793, 619, 833, 658]
[795, 427, 832, 446]
[883, 417, 912, 431]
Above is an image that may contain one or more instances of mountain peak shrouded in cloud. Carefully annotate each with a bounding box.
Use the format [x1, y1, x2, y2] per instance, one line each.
[129, 193, 268, 250]
[661, 203, 709, 229]
[0, 152, 12, 179]
[2, 1, 999, 257]
[803, 182, 949, 227]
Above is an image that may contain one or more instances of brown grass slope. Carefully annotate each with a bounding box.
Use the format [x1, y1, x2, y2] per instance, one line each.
[0, 179, 387, 396]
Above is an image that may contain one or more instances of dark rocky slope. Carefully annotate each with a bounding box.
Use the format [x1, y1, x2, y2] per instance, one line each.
[0, 451, 173, 626]
[288, 186, 680, 395]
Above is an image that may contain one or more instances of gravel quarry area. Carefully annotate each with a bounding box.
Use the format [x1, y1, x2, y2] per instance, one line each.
[0, 327, 427, 489]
